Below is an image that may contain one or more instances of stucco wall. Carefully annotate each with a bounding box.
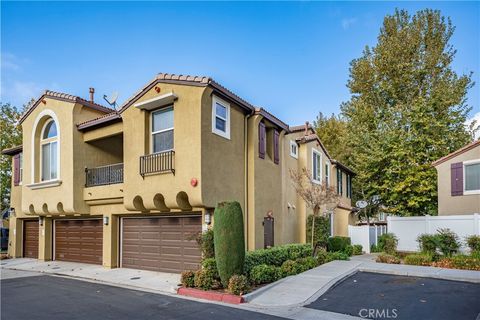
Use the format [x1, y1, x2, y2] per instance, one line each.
[435, 145, 480, 215]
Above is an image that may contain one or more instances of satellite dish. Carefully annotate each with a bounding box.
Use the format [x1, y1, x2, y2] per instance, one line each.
[103, 92, 118, 108]
[356, 200, 368, 209]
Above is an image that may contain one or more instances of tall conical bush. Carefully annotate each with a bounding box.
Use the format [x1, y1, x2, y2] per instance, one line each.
[213, 201, 245, 286]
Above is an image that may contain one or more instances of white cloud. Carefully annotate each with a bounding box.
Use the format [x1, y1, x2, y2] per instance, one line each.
[341, 18, 357, 30]
[1, 53, 21, 71]
[0, 80, 43, 106]
[466, 111, 480, 140]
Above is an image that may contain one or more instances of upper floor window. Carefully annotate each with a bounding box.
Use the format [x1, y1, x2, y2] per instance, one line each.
[312, 149, 322, 183]
[13, 152, 23, 186]
[212, 96, 230, 139]
[40, 119, 58, 181]
[290, 140, 298, 159]
[325, 162, 330, 187]
[464, 160, 480, 194]
[337, 169, 343, 195]
[152, 106, 174, 153]
[346, 174, 352, 198]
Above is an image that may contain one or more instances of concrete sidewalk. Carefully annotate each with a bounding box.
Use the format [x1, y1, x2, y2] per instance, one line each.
[244, 256, 480, 308]
[0, 258, 180, 294]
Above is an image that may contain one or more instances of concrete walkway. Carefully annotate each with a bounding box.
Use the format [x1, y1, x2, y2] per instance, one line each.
[0, 258, 180, 294]
[244, 255, 480, 308]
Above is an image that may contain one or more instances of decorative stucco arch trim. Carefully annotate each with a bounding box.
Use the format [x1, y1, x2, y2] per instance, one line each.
[30, 109, 61, 184]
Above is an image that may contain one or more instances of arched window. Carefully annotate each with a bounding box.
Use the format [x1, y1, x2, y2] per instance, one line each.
[40, 119, 58, 181]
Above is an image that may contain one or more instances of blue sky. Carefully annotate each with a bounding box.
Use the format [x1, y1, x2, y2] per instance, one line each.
[1, 1, 479, 126]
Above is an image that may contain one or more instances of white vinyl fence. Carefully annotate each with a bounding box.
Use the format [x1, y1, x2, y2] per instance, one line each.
[348, 225, 387, 253]
[387, 214, 480, 252]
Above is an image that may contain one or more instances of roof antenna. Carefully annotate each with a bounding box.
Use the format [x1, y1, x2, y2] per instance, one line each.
[103, 92, 119, 109]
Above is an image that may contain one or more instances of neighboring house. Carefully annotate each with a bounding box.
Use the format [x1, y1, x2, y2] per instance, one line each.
[432, 140, 480, 215]
[1, 73, 355, 273]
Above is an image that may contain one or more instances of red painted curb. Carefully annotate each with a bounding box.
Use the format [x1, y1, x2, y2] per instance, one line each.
[177, 287, 244, 304]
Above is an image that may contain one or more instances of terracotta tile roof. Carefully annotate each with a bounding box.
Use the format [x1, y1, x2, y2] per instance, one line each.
[255, 107, 289, 131]
[1, 145, 23, 156]
[432, 140, 480, 167]
[118, 72, 255, 114]
[77, 112, 122, 131]
[295, 133, 333, 161]
[19, 90, 115, 124]
[289, 123, 314, 133]
[332, 159, 356, 176]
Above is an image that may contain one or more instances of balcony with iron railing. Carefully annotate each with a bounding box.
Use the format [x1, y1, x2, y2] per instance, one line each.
[140, 150, 175, 177]
[85, 163, 124, 187]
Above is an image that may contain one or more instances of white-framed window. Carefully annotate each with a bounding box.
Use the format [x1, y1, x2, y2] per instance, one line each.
[211, 96, 230, 139]
[325, 161, 330, 187]
[40, 119, 58, 181]
[464, 159, 480, 195]
[290, 140, 298, 159]
[312, 149, 322, 183]
[151, 106, 174, 153]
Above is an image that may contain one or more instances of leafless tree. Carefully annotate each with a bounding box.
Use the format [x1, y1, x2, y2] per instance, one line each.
[290, 168, 340, 250]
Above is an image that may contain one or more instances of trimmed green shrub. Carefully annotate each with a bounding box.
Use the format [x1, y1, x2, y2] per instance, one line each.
[327, 236, 351, 252]
[376, 253, 400, 264]
[250, 264, 280, 284]
[378, 233, 398, 255]
[195, 228, 215, 259]
[315, 249, 329, 265]
[327, 251, 349, 261]
[370, 244, 381, 253]
[404, 253, 434, 266]
[243, 243, 312, 275]
[436, 228, 460, 257]
[228, 275, 250, 295]
[180, 270, 195, 288]
[352, 245, 363, 255]
[281, 260, 300, 276]
[343, 244, 353, 256]
[296, 256, 317, 270]
[202, 258, 219, 279]
[466, 235, 480, 252]
[214, 201, 245, 286]
[417, 234, 438, 254]
[194, 269, 215, 290]
[306, 215, 330, 248]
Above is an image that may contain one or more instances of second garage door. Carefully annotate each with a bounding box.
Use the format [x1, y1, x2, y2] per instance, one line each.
[121, 216, 202, 273]
[54, 219, 103, 264]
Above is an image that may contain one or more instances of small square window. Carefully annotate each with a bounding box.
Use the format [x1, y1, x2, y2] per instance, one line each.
[212, 96, 230, 139]
[290, 140, 298, 159]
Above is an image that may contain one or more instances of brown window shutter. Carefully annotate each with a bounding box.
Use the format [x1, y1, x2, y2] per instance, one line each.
[273, 130, 280, 164]
[451, 162, 463, 196]
[259, 122, 266, 159]
[13, 154, 20, 186]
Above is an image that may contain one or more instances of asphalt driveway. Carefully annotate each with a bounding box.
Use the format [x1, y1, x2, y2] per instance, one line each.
[307, 271, 480, 320]
[1, 271, 286, 320]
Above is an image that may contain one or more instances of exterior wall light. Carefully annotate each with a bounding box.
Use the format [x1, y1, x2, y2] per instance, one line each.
[103, 216, 109, 226]
[39, 216, 44, 226]
[9, 207, 15, 217]
[205, 211, 212, 225]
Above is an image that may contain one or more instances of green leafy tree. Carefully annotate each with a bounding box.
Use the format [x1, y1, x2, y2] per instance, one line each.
[341, 9, 475, 216]
[0, 102, 26, 210]
[313, 112, 349, 163]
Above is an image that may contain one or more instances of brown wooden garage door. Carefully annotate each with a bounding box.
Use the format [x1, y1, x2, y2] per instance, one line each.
[23, 220, 39, 258]
[54, 219, 103, 264]
[121, 216, 202, 273]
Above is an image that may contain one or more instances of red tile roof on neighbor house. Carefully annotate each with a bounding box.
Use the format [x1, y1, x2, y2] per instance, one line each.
[431, 140, 480, 167]
[77, 112, 121, 131]
[19, 90, 115, 124]
[118, 72, 256, 114]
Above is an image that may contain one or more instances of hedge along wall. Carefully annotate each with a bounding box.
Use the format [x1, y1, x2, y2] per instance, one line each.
[213, 201, 245, 286]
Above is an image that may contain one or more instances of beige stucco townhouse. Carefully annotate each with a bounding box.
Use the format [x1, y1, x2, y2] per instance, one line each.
[2, 73, 356, 273]
[432, 140, 480, 215]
